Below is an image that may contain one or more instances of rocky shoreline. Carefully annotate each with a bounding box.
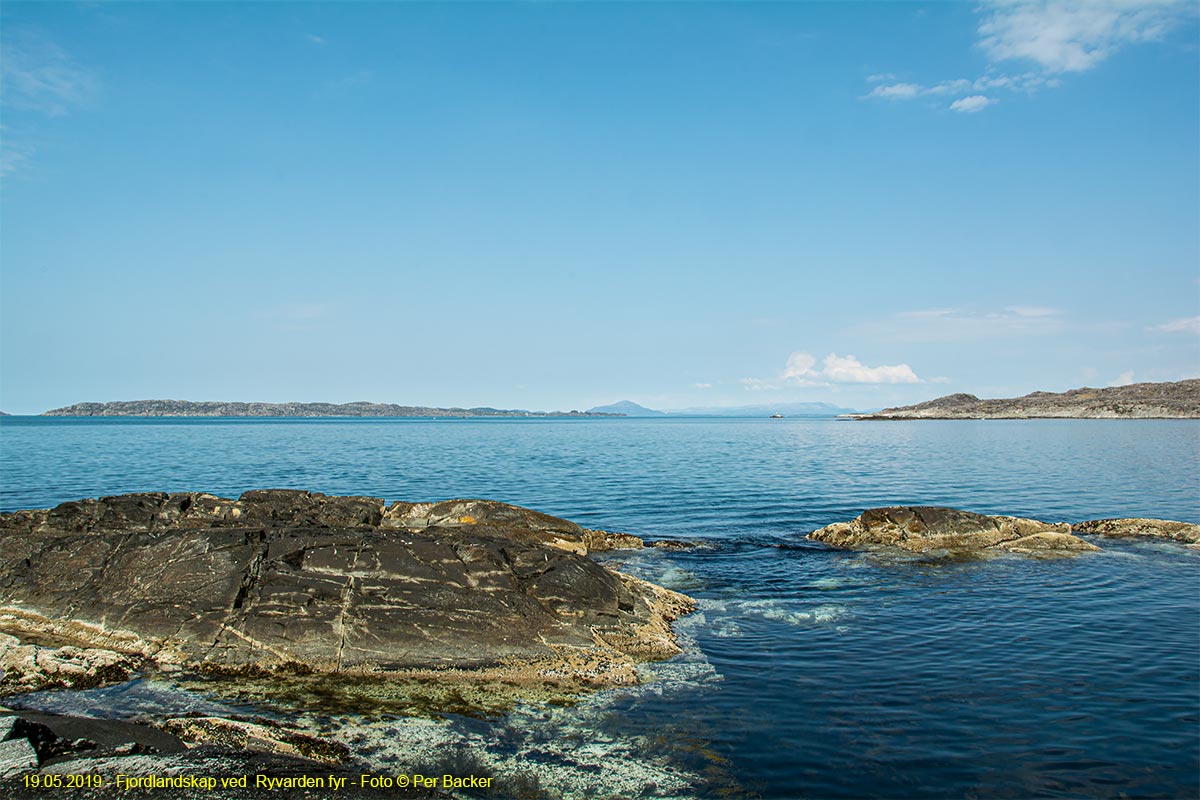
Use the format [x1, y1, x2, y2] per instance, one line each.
[0, 491, 703, 795]
[0, 492, 1195, 795]
[850, 379, 1200, 419]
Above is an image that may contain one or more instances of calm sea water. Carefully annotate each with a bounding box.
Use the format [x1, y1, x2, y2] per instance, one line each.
[1, 417, 1198, 799]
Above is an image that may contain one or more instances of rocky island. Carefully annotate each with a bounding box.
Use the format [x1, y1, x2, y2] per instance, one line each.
[41, 401, 621, 418]
[810, 506, 1200, 554]
[850, 379, 1199, 419]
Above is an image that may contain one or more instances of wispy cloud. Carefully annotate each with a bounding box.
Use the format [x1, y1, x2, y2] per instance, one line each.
[862, 72, 1057, 110]
[950, 95, 997, 113]
[305, 34, 327, 46]
[1, 31, 99, 117]
[978, 0, 1189, 73]
[693, 382, 713, 390]
[1006, 305, 1061, 317]
[1, 32, 99, 177]
[1150, 316, 1200, 335]
[0, 130, 33, 177]
[897, 308, 958, 319]
[890, 306, 1066, 341]
[1109, 370, 1136, 386]
[861, 0, 1191, 112]
[864, 82, 923, 100]
[316, 70, 374, 98]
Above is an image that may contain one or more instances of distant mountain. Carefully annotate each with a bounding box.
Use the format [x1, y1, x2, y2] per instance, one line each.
[586, 400, 666, 416]
[42, 400, 621, 418]
[853, 380, 1200, 419]
[667, 401, 861, 417]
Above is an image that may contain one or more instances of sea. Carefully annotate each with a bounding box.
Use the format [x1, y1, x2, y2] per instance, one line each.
[0, 416, 1197, 799]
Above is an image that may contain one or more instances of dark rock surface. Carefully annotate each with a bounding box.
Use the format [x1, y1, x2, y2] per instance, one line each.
[853, 379, 1200, 419]
[809, 507, 1099, 555]
[0, 491, 691, 692]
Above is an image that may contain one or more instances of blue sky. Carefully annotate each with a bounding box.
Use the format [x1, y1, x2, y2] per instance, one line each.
[1, 1, 1197, 414]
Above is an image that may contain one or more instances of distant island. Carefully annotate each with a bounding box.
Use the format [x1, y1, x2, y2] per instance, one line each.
[587, 400, 861, 417]
[851, 379, 1200, 420]
[42, 401, 621, 418]
[586, 400, 666, 416]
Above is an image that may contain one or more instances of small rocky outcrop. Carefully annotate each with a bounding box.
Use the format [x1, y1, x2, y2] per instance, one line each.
[0, 491, 690, 698]
[809, 507, 1098, 555]
[1072, 518, 1200, 544]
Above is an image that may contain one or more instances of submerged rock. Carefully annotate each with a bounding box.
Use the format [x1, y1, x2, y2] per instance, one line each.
[809, 507, 1094, 555]
[1072, 518, 1200, 544]
[0, 491, 692, 700]
[158, 717, 348, 764]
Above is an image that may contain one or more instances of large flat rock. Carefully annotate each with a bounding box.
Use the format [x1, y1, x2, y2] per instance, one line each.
[0, 491, 692, 690]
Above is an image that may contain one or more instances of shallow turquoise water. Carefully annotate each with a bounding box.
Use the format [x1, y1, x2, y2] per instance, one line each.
[1, 416, 1197, 798]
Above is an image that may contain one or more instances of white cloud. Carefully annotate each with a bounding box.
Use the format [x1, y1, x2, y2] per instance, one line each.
[978, 0, 1189, 73]
[950, 95, 998, 113]
[740, 378, 779, 391]
[306, 34, 326, 46]
[864, 82, 922, 100]
[1110, 370, 1136, 386]
[693, 382, 713, 390]
[1, 31, 99, 117]
[820, 354, 921, 384]
[926, 78, 976, 96]
[1151, 316, 1200, 334]
[776, 352, 922, 385]
[860, 0, 1190, 112]
[782, 352, 817, 379]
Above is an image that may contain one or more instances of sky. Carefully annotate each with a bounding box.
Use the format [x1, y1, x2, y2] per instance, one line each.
[1, 1, 1198, 415]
